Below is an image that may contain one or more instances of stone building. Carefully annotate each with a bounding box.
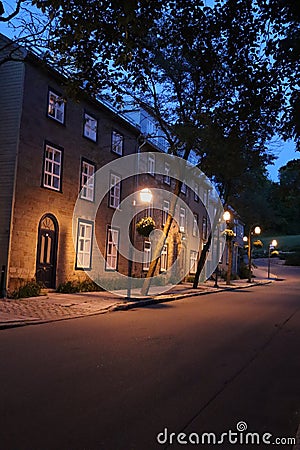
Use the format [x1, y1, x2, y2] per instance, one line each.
[0, 34, 211, 296]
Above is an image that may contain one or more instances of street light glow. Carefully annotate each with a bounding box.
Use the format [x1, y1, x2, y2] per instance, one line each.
[243, 236, 248, 242]
[254, 226, 261, 235]
[271, 239, 278, 247]
[139, 188, 152, 203]
[223, 211, 231, 222]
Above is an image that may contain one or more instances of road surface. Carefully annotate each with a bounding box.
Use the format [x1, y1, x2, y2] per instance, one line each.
[0, 263, 299, 449]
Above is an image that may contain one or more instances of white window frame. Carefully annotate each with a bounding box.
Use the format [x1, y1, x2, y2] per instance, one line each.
[164, 162, 170, 185]
[179, 207, 186, 232]
[76, 220, 93, 269]
[80, 160, 95, 201]
[193, 213, 199, 237]
[83, 112, 97, 142]
[194, 183, 199, 202]
[109, 173, 121, 208]
[148, 153, 155, 176]
[105, 227, 119, 271]
[160, 244, 168, 272]
[202, 216, 208, 240]
[112, 130, 124, 155]
[47, 90, 65, 124]
[43, 144, 62, 191]
[190, 250, 198, 274]
[162, 200, 170, 226]
[143, 241, 152, 271]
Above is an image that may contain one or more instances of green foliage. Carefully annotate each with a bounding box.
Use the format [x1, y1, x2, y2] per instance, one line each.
[56, 280, 103, 293]
[136, 216, 155, 237]
[10, 281, 42, 299]
[284, 252, 300, 266]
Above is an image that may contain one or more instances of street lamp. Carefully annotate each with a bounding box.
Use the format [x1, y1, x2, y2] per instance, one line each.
[245, 225, 261, 282]
[268, 239, 278, 279]
[214, 210, 233, 288]
[127, 188, 153, 299]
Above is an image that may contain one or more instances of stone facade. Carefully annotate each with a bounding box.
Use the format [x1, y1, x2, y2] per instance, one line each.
[0, 36, 211, 295]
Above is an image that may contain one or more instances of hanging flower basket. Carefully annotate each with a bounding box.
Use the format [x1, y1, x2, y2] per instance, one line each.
[253, 239, 263, 248]
[136, 216, 155, 237]
[222, 228, 236, 241]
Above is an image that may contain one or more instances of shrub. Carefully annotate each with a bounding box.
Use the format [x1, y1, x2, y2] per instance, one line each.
[11, 281, 42, 299]
[284, 252, 300, 266]
[56, 281, 79, 293]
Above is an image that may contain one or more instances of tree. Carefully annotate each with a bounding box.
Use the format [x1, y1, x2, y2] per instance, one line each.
[2, 1, 298, 287]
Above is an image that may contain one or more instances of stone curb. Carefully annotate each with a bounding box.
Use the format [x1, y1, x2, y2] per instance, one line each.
[0, 280, 272, 330]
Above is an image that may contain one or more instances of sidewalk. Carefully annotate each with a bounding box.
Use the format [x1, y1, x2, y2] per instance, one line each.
[0, 266, 274, 330]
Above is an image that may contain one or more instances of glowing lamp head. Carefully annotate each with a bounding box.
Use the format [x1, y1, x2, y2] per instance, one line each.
[139, 188, 152, 204]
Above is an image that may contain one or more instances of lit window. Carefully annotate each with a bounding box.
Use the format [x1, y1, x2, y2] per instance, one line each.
[47, 89, 65, 124]
[76, 220, 93, 269]
[162, 200, 170, 226]
[105, 227, 119, 271]
[83, 112, 97, 142]
[109, 173, 121, 208]
[148, 153, 155, 175]
[164, 162, 170, 185]
[43, 143, 62, 191]
[160, 244, 168, 272]
[190, 250, 198, 274]
[112, 130, 124, 155]
[179, 207, 186, 232]
[143, 241, 152, 271]
[80, 160, 95, 201]
[193, 214, 199, 237]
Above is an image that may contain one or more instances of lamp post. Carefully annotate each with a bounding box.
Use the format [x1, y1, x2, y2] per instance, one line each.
[245, 225, 261, 282]
[127, 188, 152, 299]
[268, 239, 278, 279]
[214, 211, 232, 288]
[223, 210, 235, 286]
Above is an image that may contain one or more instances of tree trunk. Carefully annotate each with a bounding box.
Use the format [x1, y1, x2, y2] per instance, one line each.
[140, 178, 182, 295]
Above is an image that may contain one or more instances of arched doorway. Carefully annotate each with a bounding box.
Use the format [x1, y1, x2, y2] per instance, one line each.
[36, 214, 58, 288]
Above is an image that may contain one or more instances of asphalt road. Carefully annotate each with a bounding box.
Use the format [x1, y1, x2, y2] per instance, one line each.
[0, 263, 299, 450]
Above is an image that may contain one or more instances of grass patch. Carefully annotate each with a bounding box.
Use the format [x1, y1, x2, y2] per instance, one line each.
[260, 235, 300, 252]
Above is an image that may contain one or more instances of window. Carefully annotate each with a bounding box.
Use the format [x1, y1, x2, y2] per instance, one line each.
[105, 227, 119, 271]
[143, 241, 152, 271]
[179, 207, 186, 232]
[112, 130, 124, 155]
[162, 200, 170, 226]
[47, 89, 65, 124]
[202, 216, 208, 240]
[43, 143, 62, 191]
[203, 189, 208, 206]
[160, 244, 168, 272]
[83, 112, 97, 142]
[80, 159, 95, 201]
[190, 250, 198, 274]
[181, 181, 187, 195]
[109, 173, 121, 208]
[148, 153, 155, 176]
[164, 162, 170, 185]
[76, 220, 93, 269]
[194, 183, 199, 202]
[193, 213, 199, 237]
